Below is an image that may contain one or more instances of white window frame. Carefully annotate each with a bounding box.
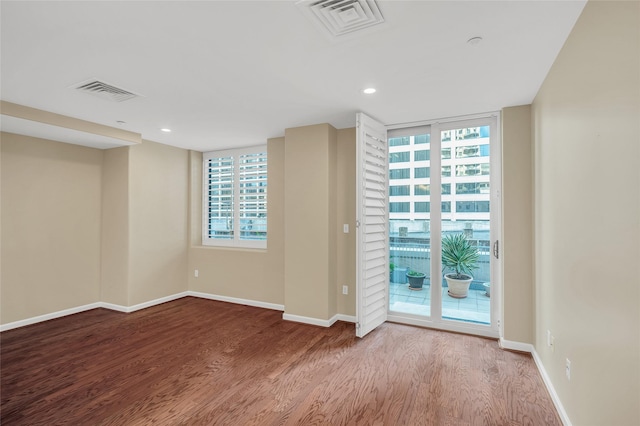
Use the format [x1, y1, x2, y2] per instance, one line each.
[202, 145, 267, 249]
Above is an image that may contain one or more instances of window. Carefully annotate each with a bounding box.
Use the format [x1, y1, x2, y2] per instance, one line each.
[390, 151, 410, 163]
[390, 185, 410, 196]
[390, 168, 410, 179]
[389, 136, 410, 146]
[455, 163, 490, 177]
[441, 184, 451, 195]
[414, 150, 430, 161]
[414, 184, 430, 196]
[414, 134, 430, 144]
[441, 201, 451, 213]
[456, 182, 490, 195]
[390, 202, 410, 213]
[203, 146, 267, 248]
[441, 148, 451, 159]
[415, 202, 430, 213]
[455, 144, 490, 159]
[415, 167, 430, 178]
[442, 166, 451, 177]
[456, 201, 490, 212]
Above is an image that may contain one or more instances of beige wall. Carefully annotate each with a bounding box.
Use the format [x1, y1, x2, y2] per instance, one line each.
[532, 1, 640, 424]
[1, 133, 103, 323]
[101, 146, 130, 306]
[187, 127, 356, 319]
[284, 124, 337, 320]
[501, 105, 533, 344]
[336, 128, 357, 315]
[128, 141, 189, 305]
[188, 138, 285, 306]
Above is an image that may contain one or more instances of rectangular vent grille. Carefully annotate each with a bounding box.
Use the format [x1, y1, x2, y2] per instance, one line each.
[72, 79, 140, 102]
[298, 0, 385, 38]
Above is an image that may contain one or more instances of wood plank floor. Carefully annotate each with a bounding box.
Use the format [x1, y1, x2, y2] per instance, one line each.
[1, 297, 560, 425]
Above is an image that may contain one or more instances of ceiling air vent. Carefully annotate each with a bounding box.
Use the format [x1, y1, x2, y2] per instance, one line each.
[297, 0, 385, 39]
[72, 79, 140, 102]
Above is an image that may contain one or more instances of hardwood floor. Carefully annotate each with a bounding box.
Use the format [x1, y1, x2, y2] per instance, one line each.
[1, 297, 560, 425]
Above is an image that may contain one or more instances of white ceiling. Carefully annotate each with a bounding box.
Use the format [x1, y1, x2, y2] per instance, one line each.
[0, 1, 586, 152]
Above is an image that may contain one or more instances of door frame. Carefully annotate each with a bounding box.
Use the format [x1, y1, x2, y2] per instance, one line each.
[385, 112, 502, 339]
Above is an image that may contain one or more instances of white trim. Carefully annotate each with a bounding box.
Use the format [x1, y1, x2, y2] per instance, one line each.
[0, 302, 103, 332]
[387, 314, 499, 339]
[498, 339, 572, 426]
[187, 291, 284, 311]
[499, 338, 534, 353]
[334, 314, 357, 323]
[531, 348, 572, 426]
[282, 313, 336, 327]
[0, 291, 285, 332]
[126, 292, 191, 313]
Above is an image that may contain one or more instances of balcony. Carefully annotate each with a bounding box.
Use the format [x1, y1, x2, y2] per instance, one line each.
[389, 280, 490, 324]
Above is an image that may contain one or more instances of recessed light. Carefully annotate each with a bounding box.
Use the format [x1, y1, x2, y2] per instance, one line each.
[363, 88, 376, 94]
[160, 128, 171, 133]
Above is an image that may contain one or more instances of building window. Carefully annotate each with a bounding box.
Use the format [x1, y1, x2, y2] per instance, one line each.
[456, 201, 490, 212]
[390, 151, 410, 163]
[415, 167, 430, 178]
[203, 146, 267, 248]
[442, 201, 451, 213]
[441, 183, 451, 195]
[389, 136, 410, 146]
[415, 201, 430, 212]
[390, 202, 410, 213]
[390, 185, 410, 196]
[442, 148, 451, 159]
[442, 166, 451, 177]
[455, 144, 490, 159]
[414, 150, 430, 161]
[414, 184, 430, 196]
[414, 134, 430, 144]
[390, 168, 410, 179]
[455, 163, 490, 177]
[456, 182, 490, 195]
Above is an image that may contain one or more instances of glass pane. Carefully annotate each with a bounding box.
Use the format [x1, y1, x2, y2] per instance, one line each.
[441, 126, 490, 324]
[206, 157, 234, 239]
[388, 131, 432, 318]
[239, 152, 267, 240]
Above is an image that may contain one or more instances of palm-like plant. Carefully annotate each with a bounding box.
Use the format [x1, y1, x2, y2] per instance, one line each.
[442, 233, 479, 279]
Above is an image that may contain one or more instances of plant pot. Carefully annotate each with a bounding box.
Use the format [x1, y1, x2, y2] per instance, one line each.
[407, 273, 426, 290]
[483, 282, 490, 297]
[445, 273, 473, 298]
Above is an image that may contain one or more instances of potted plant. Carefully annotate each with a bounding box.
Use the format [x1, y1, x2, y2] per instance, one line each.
[406, 269, 426, 290]
[442, 233, 479, 298]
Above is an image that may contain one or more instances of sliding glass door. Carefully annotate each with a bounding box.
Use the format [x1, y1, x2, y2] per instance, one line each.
[387, 114, 500, 337]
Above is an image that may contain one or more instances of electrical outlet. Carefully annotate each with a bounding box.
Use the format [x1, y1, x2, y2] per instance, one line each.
[565, 358, 571, 380]
[194, 269, 199, 278]
[342, 285, 348, 295]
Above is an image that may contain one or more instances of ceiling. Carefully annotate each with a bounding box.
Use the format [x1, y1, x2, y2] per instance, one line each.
[0, 1, 586, 152]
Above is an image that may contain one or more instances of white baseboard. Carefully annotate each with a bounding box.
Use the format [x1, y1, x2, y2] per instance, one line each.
[282, 313, 333, 327]
[0, 302, 103, 332]
[499, 338, 534, 353]
[531, 348, 572, 426]
[334, 314, 356, 323]
[499, 338, 571, 426]
[187, 291, 284, 311]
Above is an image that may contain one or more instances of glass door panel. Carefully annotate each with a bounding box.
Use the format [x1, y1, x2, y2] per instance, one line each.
[441, 125, 491, 324]
[388, 132, 431, 317]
